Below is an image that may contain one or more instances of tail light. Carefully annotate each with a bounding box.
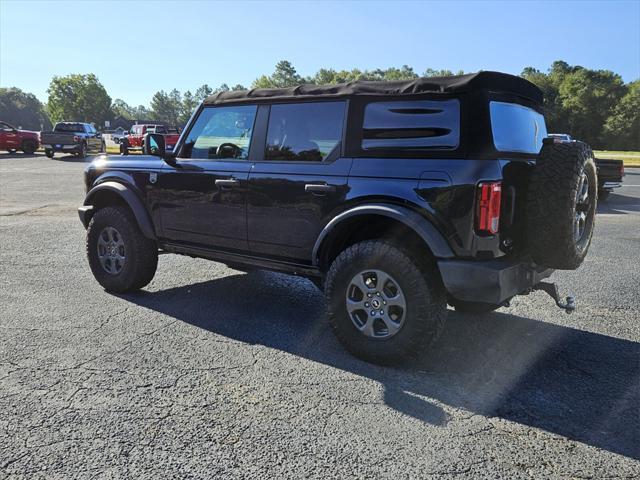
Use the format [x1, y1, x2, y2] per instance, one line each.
[476, 181, 502, 235]
[73, 135, 80, 142]
[620, 164, 625, 177]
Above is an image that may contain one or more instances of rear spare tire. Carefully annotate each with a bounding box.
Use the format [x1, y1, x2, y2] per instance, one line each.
[526, 141, 597, 270]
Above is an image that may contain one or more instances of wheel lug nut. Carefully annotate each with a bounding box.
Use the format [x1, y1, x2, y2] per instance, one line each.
[380, 310, 384, 315]
[364, 302, 369, 307]
[370, 311, 376, 316]
[376, 292, 381, 296]
[367, 293, 372, 298]
[383, 301, 387, 305]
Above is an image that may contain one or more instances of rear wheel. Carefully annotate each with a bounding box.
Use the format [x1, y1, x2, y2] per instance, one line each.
[45, 149, 54, 158]
[21, 140, 36, 154]
[325, 240, 446, 365]
[86, 206, 158, 292]
[77, 142, 87, 159]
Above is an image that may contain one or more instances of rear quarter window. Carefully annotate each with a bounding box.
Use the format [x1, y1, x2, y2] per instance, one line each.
[361, 99, 460, 151]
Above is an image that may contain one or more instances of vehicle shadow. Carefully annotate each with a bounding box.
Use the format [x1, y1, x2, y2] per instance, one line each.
[120, 270, 639, 460]
[0, 151, 44, 159]
[597, 192, 640, 214]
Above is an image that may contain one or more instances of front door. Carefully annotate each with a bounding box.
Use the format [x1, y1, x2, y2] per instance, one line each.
[0, 122, 19, 151]
[154, 104, 258, 252]
[247, 101, 350, 262]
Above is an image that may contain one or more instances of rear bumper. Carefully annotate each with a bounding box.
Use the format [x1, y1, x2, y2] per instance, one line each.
[43, 144, 81, 153]
[599, 181, 622, 190]
[438, 257, 553, 305]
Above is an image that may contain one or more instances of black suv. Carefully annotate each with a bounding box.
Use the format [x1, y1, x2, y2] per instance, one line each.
[79, 72, 597, 364]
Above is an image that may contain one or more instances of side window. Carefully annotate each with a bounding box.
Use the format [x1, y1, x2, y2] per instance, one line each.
[265, 102, 345, 162]
[181, 105, 257, 160]
[361, 99, 460, 151]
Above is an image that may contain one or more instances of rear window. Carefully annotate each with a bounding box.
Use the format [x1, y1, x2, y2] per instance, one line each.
[362, 99, 460, 151]
[54, 123, 84, 133]
[490, 101, 547, 154]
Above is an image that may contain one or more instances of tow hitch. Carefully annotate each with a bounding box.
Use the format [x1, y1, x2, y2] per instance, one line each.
[533, 282, 576, 313]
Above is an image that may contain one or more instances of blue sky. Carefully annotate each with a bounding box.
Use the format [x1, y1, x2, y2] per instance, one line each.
[1, 0, 639, 106]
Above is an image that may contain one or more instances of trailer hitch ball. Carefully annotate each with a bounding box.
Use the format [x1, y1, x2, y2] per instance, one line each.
[532, 281, 576, 313]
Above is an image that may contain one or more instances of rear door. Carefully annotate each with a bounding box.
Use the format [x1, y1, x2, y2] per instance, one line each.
[247, 101, 351, 262]
[153, 105, 258, 252]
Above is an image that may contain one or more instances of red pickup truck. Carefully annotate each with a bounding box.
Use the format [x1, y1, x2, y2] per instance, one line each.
[0, 121, 40, 154]
[119, 124, 180, 155]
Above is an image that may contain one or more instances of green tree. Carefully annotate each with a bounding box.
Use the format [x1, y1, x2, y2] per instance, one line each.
[0, 87, 51, 130]
[180, 90, 199, 124]
[423, 68, 464, 77]
[150, 89, 182, 125]
[194, 84, 213, 103]
[604, 80, 640, 150]
[557, 68, 625, 147]
[47, 74, 111, 127]
[111, 98, 134, 119]
[252, 60, 302, 88]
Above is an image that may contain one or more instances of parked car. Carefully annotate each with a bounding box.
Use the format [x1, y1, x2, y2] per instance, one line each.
[78, 72, 597, 364]
[0, 121, 39, 154]
[119, 124, 180, 155]
[549, 133, 624, 200]
[594, 158, 625, 200]
[41, 122, 104, 158]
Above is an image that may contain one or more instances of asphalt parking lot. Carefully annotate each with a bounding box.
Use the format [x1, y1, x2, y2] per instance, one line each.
[1, 153, 638, 479]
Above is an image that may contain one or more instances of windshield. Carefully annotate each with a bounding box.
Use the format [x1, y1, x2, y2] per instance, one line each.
[490, 101, 547, 154]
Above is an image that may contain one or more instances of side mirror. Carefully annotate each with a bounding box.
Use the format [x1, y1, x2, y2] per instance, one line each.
[144, 133, 165, 157]
[145, 133, 178, 166]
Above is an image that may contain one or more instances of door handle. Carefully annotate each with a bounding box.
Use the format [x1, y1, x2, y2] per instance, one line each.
[215, 178, 239, 188]
[305, 183, 335, 195]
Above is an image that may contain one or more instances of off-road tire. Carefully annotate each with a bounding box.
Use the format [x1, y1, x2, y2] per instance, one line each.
[526, 141, 597, 270]
[86, 206, 158, 292]
[325, 240, 446, 365]
[21, 139, 36, 154]
[45, 149, 54, 158]
[449, 298, 501, 314]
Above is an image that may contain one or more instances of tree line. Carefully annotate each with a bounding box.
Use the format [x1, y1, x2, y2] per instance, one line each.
[0, 60, 637, 150]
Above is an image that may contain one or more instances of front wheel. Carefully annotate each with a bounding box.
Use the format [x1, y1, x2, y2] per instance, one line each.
[325, 240, 446, 365]
[86, 206, 158, 292]
[45, 149, 54, 158]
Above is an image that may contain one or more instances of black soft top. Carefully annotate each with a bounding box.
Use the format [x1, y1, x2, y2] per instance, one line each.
[204, 71, 543, 105]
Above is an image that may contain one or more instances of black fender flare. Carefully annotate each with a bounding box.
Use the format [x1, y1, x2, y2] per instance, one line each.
[312, 203, 454, 267]
[81, 181, 156, 240]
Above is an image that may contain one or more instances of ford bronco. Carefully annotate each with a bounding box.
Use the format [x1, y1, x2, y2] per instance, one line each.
[78, 72, 597, 364]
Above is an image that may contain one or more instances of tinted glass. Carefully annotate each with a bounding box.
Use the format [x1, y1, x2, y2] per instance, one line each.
[362, 99, 460, 150]
[490, 101, 547, 154]
[265, 102, 345, 161]
[181, 106, 256, 159]
[54, 123, 84, 133]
